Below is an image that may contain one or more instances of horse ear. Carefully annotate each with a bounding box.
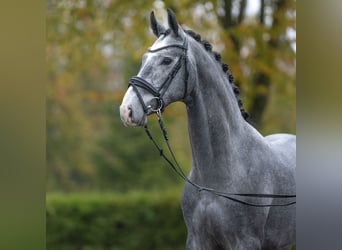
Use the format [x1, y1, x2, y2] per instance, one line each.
[150, 11, 165, 37]
[167, 8, 179, 36]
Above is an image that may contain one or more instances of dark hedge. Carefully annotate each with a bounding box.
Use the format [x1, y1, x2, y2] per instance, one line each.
[47, 191, 187, 250]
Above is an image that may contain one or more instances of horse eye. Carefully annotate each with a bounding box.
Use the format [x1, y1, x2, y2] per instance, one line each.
[161, 57, 173, 65]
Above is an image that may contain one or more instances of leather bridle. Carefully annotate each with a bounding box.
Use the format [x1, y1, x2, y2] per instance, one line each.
[128, 35, 189, 114]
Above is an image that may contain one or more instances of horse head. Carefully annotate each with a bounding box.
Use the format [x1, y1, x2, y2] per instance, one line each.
[120, 9, 194, 127]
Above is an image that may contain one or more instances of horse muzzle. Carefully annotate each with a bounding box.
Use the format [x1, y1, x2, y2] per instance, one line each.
[120, 103, 147, 127]
[120, 87, 148, 127]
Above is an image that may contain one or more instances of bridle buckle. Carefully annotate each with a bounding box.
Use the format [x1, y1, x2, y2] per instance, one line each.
[147, 97, 163, 114]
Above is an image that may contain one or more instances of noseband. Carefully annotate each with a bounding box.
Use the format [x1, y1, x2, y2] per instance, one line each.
[128, 36, 189, 113]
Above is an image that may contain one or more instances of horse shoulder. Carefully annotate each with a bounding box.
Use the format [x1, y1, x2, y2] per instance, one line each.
[183, 192, 264, 249]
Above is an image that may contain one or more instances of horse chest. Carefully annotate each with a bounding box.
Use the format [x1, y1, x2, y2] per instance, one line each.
[181, 186, 268, 249]
[184, 195, 253, 229]
[182, 188, 244, 234]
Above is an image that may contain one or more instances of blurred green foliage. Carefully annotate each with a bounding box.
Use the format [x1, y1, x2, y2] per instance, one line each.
[47, 0, 296, 191]
[47, 191, 186, 250]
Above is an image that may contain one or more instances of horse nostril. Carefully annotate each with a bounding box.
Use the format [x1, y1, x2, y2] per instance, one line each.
[128, 107, 132, 119]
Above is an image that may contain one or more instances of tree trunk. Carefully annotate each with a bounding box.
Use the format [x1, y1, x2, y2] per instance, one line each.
[248, 0, 287, 128]
[248, 73, 270, 128]
[216, 0, 289, 128]
[218, 0, 247, 87]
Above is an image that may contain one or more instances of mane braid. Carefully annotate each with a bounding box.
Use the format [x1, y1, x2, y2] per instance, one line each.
[184, 29, 249, 120]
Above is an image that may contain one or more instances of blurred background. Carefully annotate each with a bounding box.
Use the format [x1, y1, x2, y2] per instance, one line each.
[46, 0, 296, 249]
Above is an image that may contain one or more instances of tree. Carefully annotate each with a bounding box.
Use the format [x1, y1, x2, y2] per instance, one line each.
[213, 0, 296, 129]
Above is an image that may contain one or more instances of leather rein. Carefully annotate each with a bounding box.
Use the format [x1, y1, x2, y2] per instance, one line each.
[128, 36, 296, 207]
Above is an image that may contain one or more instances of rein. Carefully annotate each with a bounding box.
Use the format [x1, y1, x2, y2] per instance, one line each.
[144, 111, 296, 207]
[128, 34, 296, 207]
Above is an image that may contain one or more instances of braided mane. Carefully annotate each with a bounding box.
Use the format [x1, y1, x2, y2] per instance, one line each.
[184, 29, 249, 120]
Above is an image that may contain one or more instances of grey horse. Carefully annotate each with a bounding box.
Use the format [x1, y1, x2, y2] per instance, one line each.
[120, 9, 296, 250]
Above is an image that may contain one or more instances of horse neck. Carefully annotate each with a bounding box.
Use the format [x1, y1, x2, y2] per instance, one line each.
[186, 44, 256, 187]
